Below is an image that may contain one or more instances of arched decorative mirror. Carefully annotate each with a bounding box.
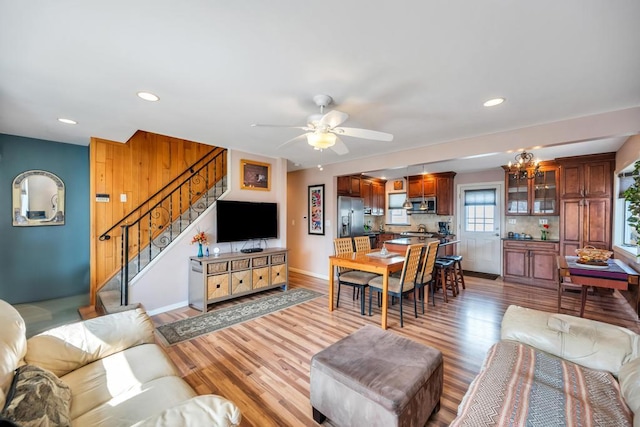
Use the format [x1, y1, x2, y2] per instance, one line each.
[12, 170, 65, 226]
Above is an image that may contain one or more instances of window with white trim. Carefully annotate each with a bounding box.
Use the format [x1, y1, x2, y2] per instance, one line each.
[464, 189, 496, 232]
[387, 192, 409, 225]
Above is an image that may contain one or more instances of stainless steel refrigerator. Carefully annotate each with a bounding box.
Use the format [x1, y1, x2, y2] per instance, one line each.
[337, 196, 365, 238]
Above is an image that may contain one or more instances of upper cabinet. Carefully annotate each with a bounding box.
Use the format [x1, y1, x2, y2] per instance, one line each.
[338, 175, 386, 216]
[504, 162, 559, 216]
[337, 175, 361, 197]
[372, 181, 385, 216]
[435, 172, 456, 216]
[361, 179, 372, 207]
[557, 156, 612, 199]
[556, 153, 615, 256]
[408, 175, 436, 198]
[406, 171, 456, 215]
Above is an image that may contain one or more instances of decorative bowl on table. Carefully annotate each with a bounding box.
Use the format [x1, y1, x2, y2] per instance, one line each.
[575, 246, 613, 266]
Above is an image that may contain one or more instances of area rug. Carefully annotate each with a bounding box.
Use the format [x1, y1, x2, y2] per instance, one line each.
[463, 270, 500, 280]
[156, 288, 323, 345]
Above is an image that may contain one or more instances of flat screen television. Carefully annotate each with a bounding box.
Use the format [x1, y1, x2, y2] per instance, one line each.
[216, 200, 278, 243]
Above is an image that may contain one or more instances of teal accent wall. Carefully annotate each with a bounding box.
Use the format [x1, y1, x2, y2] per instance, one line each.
[0, 134, 89, 303]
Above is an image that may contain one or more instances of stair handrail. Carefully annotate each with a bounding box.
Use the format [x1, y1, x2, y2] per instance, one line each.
[99, 147, 223, 241]
[106, 148, 227, 307]
[121, 156, 220, 232]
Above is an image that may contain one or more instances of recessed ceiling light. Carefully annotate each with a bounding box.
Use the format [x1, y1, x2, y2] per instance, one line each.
[137, 91, 159, 102]
[57, 118, 77, 125]
[483, 97, 505, 107]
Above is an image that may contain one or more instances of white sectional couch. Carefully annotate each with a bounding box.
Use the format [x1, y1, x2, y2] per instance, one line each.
[452, 305, 640, 426]
[0, 299, 241, 426]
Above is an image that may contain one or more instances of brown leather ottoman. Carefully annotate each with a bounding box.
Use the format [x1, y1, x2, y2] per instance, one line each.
[310, 325, 443, 427]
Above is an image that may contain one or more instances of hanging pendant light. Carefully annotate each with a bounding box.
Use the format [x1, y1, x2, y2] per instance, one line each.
[402, 167, 412, 209]
[419, 164, 428, 210]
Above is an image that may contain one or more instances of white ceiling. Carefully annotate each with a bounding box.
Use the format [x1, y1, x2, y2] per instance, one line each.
[1, 1, 639, 178]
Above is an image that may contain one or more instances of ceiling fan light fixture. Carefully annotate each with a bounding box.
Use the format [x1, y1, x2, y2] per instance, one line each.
[307, 132, 336, 149]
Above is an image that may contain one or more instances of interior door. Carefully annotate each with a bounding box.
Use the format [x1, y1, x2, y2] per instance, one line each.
[457, 183, 503, 275]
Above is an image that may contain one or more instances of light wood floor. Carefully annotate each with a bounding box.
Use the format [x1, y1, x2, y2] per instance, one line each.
[151, 272, 640, 427]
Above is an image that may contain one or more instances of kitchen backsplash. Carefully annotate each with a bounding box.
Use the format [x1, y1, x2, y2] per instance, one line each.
[367, 214, 454, 234]
[365, 213, 560, 239]
[504, 216, 560, 240]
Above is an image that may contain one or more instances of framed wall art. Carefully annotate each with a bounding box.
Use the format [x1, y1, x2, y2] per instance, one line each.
[240, 159, 271, 191]
[308, 184, 325, 235]
[393, 180, 403, 190]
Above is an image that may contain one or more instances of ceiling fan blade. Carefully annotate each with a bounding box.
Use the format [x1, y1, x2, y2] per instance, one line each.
[333, 127, 394, 141]
[277, 133, 308, 149]
[330, 137, 349, 155]
[319, 110, 349, 128]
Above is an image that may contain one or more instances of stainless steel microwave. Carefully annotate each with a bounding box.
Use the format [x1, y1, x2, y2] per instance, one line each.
[408, 197, 436, 213]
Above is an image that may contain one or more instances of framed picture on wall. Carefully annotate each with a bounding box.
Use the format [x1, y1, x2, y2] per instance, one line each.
[393, 180, 403, 190]
[308, 184, 325, 235]
[240, 159, 271, 191]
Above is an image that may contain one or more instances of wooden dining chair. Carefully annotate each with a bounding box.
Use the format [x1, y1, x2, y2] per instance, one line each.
[415, 240, 440, 313]
[333, 237, 379, 315]
[368, 243, 423, 327]
[352, 236, 373, 299]
[353, 236, 372, 253]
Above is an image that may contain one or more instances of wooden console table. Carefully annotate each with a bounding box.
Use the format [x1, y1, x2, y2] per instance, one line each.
[188, 248, 287, 312]
[557, 255, 639, 317]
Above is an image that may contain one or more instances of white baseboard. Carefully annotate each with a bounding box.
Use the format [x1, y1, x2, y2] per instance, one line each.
[146, 300, 188, 316]
[289, 267, 328, 281]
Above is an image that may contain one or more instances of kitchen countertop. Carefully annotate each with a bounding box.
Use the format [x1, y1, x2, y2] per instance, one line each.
[502, 237, 560, 243]
[385, 237, 460, 246]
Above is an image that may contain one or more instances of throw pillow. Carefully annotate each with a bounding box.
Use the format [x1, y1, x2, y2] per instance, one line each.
[0, 365, 71, 427]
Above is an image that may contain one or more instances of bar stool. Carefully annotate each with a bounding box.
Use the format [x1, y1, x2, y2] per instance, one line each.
[434, 258, 457, 302]
[439, 255, 466, 290]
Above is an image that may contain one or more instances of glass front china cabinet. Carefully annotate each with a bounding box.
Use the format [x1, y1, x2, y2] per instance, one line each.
[504, 163, 558, 216]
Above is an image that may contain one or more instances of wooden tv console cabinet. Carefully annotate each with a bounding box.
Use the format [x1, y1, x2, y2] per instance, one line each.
[188, 247, 288, 312]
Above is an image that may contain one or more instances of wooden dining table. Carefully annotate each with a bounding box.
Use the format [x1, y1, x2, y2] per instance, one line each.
[328, 250, 405, 329]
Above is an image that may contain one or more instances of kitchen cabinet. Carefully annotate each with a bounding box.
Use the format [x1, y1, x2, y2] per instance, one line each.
[372, 181, 385, 216]
[559, 156, 612, 199]
[361, 179, 372, 208]
[557, 153, 614, 257]
[188, 248, 288, 312]
[404, 171, 456, 215]
[341, 175, 386, 216]
[377, 233, 397, 248]
[337, 175, 361, 196]
[504, 162, 558, 215]
[408, 176, 436, 198]
[435, 172, 456, 215]
[560, 197, 611, 256]
[503, 240, 559, 289]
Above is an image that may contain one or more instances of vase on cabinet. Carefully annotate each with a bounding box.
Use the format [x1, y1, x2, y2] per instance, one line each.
[541, 230, 547, 240]
[197, 243, 203, 257]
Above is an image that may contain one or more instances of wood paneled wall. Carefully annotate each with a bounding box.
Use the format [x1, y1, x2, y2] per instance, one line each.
[89, 130, 224, 305]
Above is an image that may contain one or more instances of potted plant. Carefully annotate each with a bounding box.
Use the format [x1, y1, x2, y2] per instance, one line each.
[623, 159, 640, 253]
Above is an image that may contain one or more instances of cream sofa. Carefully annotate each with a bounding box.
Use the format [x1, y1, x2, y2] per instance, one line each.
[0, 299, 241, 426]
[452, 305, 640, 426]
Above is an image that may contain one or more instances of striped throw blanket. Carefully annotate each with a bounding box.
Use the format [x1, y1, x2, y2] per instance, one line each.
[451, 340, 632, 426]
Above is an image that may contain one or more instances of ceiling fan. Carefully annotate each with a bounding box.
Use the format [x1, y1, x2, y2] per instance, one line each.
[251, 94, 393, 155]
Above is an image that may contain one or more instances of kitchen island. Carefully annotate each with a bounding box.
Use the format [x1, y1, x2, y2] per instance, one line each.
[384, 236, 459, 257]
